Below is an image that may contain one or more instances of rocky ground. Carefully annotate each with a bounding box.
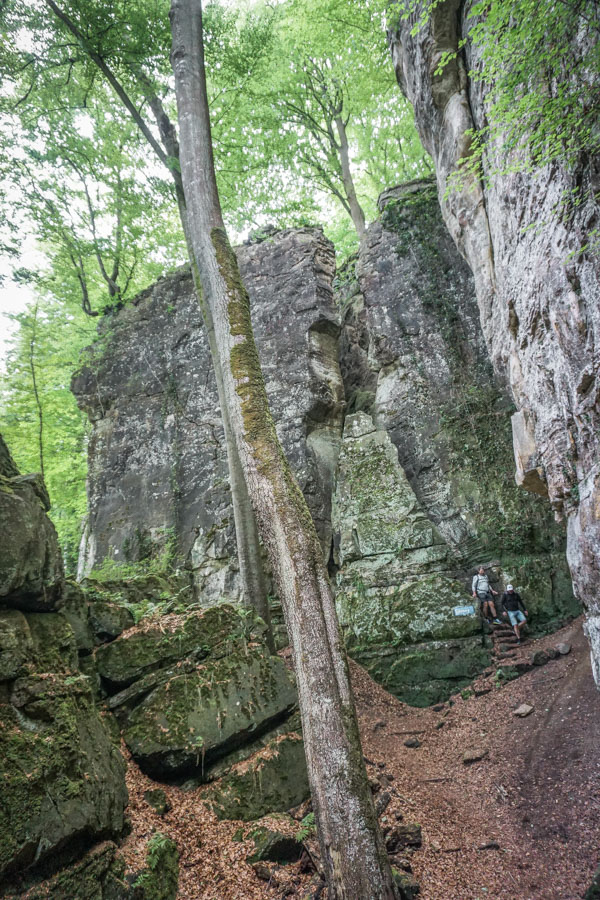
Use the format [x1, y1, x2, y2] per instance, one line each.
[113, 615, 599, 900]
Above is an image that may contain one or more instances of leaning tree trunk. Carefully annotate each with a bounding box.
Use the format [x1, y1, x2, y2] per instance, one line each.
[170, 2, 398, 897]
[179, 199, 273, 649]
[335, 115, 366, 239]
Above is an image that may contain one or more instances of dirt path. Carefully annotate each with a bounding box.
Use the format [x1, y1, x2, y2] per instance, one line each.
[117, 617, 600, 899]
[354, 616, 600, 900]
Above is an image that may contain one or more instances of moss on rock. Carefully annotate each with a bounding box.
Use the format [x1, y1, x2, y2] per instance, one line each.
[0, 612, 127, 880]
[123, 646, 297, 778]
[3, 841, 129, 899]
[0, 438, 64, 610]
[96, 603, 258, 690]
[356, 636, 491, 707]
[0, 609, 33, 682]
[245, 824, 302, 864]
[208, 731, 309, 821]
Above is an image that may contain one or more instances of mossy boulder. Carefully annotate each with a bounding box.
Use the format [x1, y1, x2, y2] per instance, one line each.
[358, 636, 491, 707]
[0, 436, 63, 611]
[96, 603, 256, 690]
[89, 600, 135, 644]
[208, 731, 309, 821]
[3, 841, 130, 899]
[0, 611, 127, 880]
[82, 572, 192, 613]
[144, 788, 171, 816]
[245, 824, 302, 864]
[123, 646, 297, 778]
[338, 573, 480, 651]
[61, 578, 136, 654]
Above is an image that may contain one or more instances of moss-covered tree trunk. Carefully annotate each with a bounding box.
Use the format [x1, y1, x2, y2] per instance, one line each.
[179, 200, 273, 650]
[170, 2, 397, 897]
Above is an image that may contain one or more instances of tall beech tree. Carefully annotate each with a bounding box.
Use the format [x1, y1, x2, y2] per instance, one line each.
[169, 1, 398, 897]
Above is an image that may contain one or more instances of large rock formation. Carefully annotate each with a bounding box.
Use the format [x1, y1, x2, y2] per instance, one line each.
[332, 182, 576, 703]
[0, 436, 127, 884]
[387, 1, 600, 680]
[0, 434, 308, 894]
[72, 228, 343, 599]
[73, 191, 578, 705]
[0, 436, 63, 611]
[98, 603, 303, 786]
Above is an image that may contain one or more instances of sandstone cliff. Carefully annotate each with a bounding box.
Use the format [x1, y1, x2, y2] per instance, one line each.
[73, 192, 578, 705]
[387, 0, 600, 681]
[72, 228, 343, 601]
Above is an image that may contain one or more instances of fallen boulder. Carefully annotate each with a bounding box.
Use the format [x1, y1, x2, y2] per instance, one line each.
[246, 822, 302, 864]
[123, 645, 297, 778]
[208, 732, 309, 821]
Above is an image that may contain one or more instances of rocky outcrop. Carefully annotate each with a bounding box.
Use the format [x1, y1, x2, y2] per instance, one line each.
[332, 183, 578, 703]
[72, 228, 343, 599]
[73, 190, 579, 705]
[333, 412, 490, 705]
[387, 2, 600, 681]
[0, 436, 127, 884]
[0, 436, 63, 610]
[99, 603, 303, 785]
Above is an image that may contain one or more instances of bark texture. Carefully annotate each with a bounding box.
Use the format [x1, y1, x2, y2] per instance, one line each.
[335, 116, 366, 238]
[388, 0, 600, 681]
[170, 1, 397, 896]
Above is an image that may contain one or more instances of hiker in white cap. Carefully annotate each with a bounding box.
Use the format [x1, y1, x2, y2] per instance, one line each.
[501, 584, 528, 643]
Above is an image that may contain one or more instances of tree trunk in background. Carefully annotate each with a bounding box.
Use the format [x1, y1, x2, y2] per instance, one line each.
[170, 1, 397, 897]
[43, 0, 272, 648]
[29, 304, 44, 480]
[335, 115, 366, 239]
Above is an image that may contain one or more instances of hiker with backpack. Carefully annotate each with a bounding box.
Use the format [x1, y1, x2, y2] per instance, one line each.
[472, 566, 501, 625]
[502, 584, 528, 643]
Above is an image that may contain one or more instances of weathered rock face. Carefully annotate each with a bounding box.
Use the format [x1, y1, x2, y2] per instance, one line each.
[73, 194, 579, 705]
[99, 603, 302, 785]
[0, 438, 127, 883]
[333, 412, 490, 705]
[72, 228, 343, 599]
[339, 181, 567, 566]
[332, 183, 577, 703]
[387, 1, 600, 681]
[0, 435, 64, 610]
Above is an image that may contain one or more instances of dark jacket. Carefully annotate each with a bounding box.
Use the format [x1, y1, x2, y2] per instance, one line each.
[502, 590, 525, 613]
